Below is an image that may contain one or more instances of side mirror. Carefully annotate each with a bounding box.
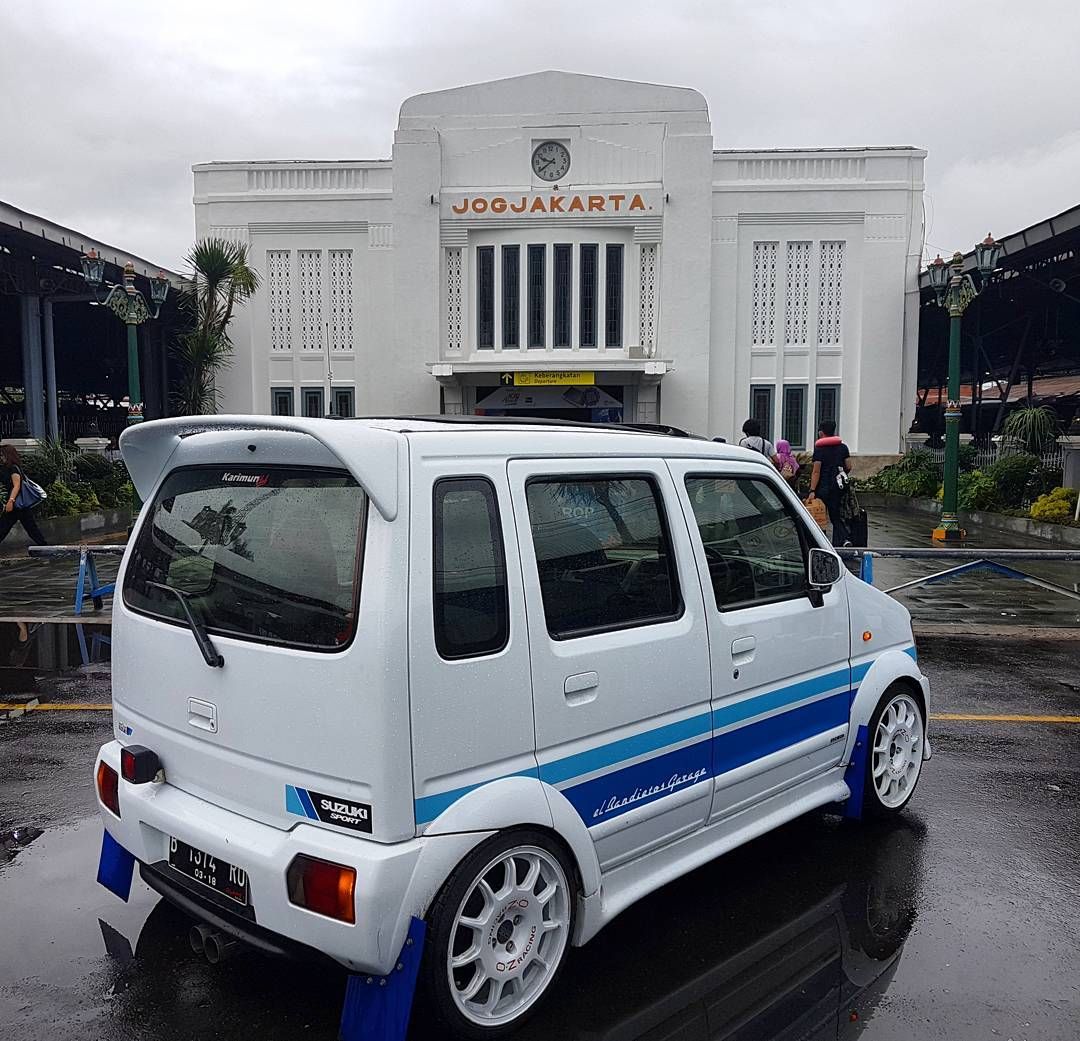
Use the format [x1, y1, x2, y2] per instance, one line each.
[809, 547, 842, 589]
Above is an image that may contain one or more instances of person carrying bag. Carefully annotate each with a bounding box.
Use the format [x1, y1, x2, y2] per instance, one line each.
[0, 445, 48, 547]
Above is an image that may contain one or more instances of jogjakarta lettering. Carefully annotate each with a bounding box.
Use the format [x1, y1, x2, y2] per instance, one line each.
[451, 193, 649, 216]
[592, 767, 709, 820]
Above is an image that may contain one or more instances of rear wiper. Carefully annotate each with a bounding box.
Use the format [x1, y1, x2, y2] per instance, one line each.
[148, 582, 225, 668]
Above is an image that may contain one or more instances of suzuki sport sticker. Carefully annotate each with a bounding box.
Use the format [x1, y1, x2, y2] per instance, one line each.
[285, 784, 372, 833]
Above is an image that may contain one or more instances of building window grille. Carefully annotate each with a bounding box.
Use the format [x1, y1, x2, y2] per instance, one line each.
[445, 248, 463, 353]
[553, 244, 572, 348]
[784, 242, 811, 346]
[579, 244, 598, 348]
[476, 246, 495, 349]
[605, 244, 623, 348]
[267, 250, 292, 352]
[333, 387, 355, 418]
[815, 384, 841, 432]
[271, 387, 294, 416]
[527, 245, 546, 349]
[502, 245, 520, 349]
[750, 385, 774, 442]
[638, 244, 658, 357]
[782, 385, 808, 449]
[818, 241, 845, 345]
[751, 242, 778, 346]
[327, 249, 353, 351]
[302, 387, 325, 418]
[297, 250, 323, 352]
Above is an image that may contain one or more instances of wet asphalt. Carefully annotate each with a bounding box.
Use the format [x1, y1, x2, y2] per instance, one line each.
[0, 624, 1077, 1040]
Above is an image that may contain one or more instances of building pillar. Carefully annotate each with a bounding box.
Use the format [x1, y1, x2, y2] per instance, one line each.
[19, 295, 46, 437]
[42, 298, 59, 440]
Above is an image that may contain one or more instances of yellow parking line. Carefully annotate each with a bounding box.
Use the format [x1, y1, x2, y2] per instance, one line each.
[0, 703, 112, 711]
[931, 712, 1080, 724]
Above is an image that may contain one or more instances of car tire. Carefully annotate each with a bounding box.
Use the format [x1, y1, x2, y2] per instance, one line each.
[420, 829, 576, 1040]
[862, 686, 926, 817]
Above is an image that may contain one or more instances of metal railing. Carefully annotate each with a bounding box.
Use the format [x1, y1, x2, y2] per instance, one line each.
[836, 547, 1080, 602]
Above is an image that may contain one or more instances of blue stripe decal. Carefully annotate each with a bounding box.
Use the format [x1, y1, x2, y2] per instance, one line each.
[712, 691, 850, 776]
[560, 738, 712, 825]
[297, 786, 319, 819]
[538, 711, 711, 786]
[415, 767, 540, 825]
[285, 784, 306, 818]
[413, 650, 916, 826]
[712, 666, 850, 731]
[905, 645, 918, 662]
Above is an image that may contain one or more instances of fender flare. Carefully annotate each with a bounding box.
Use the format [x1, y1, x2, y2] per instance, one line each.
[419, 775, 601, 902]
[843, 647, 930, 766]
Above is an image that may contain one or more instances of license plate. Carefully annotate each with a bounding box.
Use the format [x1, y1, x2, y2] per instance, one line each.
[168, 837, 249, 906]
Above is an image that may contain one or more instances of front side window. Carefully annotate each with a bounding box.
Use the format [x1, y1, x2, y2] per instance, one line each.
[526, 476, 681, 638]
[123, 467, 366, 650]
[433, 478, 509, 659]
[685, 476, 807, 611]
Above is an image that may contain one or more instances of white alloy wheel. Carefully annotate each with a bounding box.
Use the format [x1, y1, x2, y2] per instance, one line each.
[446, 845, 571, 1029]
[871, 692, 925, 810]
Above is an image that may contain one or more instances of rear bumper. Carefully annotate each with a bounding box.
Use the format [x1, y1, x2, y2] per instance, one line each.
[96, 740, 439, 974]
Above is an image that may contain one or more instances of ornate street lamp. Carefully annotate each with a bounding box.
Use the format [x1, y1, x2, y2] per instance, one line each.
[925, 235, 1001, 541]
[80, 251, 169, 427]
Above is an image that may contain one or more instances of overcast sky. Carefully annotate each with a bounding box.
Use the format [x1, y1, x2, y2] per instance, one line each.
[2, 0, 1077, 272]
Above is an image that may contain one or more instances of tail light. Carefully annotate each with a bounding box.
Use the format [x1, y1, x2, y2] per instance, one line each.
[286, 854, 356, 924]
[96, 761, 120, 818]
[121, 745, 162, 784]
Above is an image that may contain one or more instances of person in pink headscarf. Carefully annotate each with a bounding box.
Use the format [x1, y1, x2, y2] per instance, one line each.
[774, 439, 800, 488]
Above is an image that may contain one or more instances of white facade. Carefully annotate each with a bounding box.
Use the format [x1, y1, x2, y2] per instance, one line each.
[193, 72, 925, 452]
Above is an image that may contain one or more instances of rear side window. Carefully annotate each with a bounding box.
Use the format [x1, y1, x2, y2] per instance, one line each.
[525, 476, 682, 639]
[433, 478, 509, 659]
[123, 467, 365, 651]
[685, 476, 807, 611]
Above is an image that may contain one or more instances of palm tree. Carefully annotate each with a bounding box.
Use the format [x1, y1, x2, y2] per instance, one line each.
[171, 239, 260, 415]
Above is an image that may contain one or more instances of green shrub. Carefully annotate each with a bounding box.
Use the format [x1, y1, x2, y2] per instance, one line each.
[957, 442, 978, 472]
[68, 480, 101, 513]
[41, 480, 81, 518]
[1027, 465, 1063, 502]
[21, 438, 75, 488]
[864, 448, 940, 498]
[72, 452, 114, 480]
[1030, 487, 1079, 525]
[957, 471, 998, 511]
[985, 453, 1039, 508]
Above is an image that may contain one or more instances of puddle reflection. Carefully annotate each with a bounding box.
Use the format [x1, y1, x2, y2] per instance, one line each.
[95, 815, 923, 1041]
[0, 620, 111, 694]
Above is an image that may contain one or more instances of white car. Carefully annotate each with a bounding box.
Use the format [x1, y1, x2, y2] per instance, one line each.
[95, 416, 930, 1039]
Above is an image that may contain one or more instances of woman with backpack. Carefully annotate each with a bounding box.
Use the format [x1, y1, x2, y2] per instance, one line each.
[0, 445, 48, 547]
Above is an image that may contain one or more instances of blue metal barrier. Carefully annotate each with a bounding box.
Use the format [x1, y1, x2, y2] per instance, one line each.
[27, 545, 125, 614]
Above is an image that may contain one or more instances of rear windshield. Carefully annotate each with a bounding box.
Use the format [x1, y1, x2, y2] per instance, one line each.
[123, 466, 366, 651]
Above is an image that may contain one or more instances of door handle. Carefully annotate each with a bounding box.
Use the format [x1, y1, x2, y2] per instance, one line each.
[731, 637, 756, 666]
[187, 697, 218, 734]
[564, 672, 599, 706]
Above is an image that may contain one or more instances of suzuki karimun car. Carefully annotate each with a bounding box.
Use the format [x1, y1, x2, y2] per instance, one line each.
[95, 415, 930, 1038]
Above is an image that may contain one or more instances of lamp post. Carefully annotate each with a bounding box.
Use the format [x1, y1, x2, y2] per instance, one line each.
[80, 251, 169, 427]
[926, 234, 1003, 541]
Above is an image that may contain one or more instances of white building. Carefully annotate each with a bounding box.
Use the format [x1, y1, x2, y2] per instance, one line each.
[193, 71, 925, 453]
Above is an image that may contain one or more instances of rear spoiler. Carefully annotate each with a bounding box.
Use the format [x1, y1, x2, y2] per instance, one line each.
[119, 416, 401, 521]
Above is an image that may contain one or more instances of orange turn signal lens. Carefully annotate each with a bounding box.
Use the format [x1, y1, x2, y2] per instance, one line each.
[286, 854, 356, 924]
[96, 761, 120, 818]
[862, 630, 873, 642]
